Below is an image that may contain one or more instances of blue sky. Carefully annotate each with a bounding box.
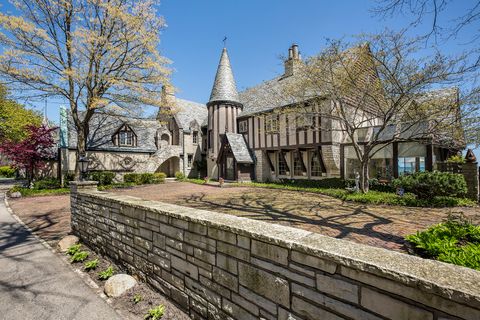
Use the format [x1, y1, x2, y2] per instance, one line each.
[2, 0, 478, 154]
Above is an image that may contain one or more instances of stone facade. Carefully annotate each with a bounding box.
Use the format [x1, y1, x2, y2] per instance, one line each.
[71, 184, 480, 320]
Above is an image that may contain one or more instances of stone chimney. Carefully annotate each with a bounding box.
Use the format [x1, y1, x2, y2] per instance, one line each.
[157, 84, 176, 121]
[284, 44, 302, 77]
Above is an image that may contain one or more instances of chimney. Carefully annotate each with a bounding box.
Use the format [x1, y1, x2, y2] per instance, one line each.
[157, 84, 176, 121]
[284, 44, 302, 77]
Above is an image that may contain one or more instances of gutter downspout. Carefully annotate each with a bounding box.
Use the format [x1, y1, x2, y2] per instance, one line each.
[182, 130, 186, 176]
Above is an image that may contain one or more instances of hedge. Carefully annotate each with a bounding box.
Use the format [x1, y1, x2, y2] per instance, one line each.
[393, 171, 467, 199]
[88, 171, 115, 186]
[124, 172, 166, 185]
[0, 166, 15, 178]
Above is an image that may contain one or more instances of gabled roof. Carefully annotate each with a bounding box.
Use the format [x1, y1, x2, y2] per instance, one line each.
[66, 111, 159, 152]
[209, 48, 240, 104]
[224, 132, 254, 164]
[174, 98, 208, 131]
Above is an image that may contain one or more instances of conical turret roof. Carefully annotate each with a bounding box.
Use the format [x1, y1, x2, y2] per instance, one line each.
[209, 48, 239, 104]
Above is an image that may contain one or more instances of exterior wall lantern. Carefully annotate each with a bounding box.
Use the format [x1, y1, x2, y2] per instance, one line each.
[78, 156, 90, 181]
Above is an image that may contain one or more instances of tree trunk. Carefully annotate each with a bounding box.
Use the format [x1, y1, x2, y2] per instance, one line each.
[75, 126, 87, 180]
[360, 160, 369, 193]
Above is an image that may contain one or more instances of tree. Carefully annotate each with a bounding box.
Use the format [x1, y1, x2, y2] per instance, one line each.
[373, 0, 480, 42]
[0, 84, 42, 142]
[0, 0, 172, 177]
[0, 124, 57, 185]
[261, 32, 476, 192]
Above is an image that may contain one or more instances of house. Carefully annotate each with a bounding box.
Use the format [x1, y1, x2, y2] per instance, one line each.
[58, 44, 462, 182]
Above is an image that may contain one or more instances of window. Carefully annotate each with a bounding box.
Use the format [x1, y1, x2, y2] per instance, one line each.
[239, 120, 248, 133]
[193, 131, 198, 144]
[398, 142, 426, 176]
[310, 152, 324, 177]
[114, 124, 136, 147]
[278, 152, 288, 175]
[293, 152, 304, 176]
[265, 115, 279, 133]
[208, 130, 213, 150]
[187, 154, 193, 168]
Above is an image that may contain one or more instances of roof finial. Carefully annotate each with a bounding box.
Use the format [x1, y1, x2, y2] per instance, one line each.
[223, 36, 227, 48]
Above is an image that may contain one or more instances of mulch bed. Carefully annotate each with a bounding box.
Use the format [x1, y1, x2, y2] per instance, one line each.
[64, 241, 190, 320]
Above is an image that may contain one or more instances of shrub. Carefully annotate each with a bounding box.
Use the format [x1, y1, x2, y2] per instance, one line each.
[70, 251, 89, 263]
[124, 173, 141, 184]
[153, 172, 166, 184]
[67, 244, 81, 256]
[84, 259, 99, 271]
[393, 171, 467, 199]
[88, 171, 115, 186]
[0, 166, 15, 177]
[278, 178, 346, 189]
[175, 171, 185, 180]
[406, 215, 480, 270]
[144, 305, 165, 320]
[33, 177, 61, 190]
[133, 294, 143, 304]
[446, 154, 465, 164]
[63, 172, 75, 186]
[98, 266, 115, 280]
[140, 173, 155, 184]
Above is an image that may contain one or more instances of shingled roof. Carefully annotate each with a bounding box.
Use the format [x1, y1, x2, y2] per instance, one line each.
[209, 48, 240, 104]
[174, 98, 208, 131]
[224, 132, 254, 164]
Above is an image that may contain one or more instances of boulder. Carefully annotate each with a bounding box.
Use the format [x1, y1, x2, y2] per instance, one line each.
[104, 274, 137, 298]
[9, 192, 21, 198]
[57, 235, 79, 252]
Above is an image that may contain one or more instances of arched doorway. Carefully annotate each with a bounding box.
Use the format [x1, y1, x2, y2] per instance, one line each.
[157, 156, 180, 177]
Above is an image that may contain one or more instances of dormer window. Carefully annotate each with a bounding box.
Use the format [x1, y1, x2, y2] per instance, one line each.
[193, 131, 198, 144]
[113, 124, 137, 147]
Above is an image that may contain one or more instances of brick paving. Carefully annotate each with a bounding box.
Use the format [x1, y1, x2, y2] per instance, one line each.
[8, 182, 480, 252]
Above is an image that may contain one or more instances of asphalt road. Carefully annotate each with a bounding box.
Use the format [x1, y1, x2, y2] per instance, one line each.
[0, 179, 122, 320]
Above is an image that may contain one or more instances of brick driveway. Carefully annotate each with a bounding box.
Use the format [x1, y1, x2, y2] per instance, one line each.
[8, 182, 480, 252]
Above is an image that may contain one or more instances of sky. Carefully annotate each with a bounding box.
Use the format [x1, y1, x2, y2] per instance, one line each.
[1, 0, 478, 153]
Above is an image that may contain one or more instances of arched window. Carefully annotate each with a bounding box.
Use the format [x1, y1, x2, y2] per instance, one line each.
[113, 124, 137, 147]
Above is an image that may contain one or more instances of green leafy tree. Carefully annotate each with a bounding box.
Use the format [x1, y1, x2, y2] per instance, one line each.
[0, 84, 41, 142]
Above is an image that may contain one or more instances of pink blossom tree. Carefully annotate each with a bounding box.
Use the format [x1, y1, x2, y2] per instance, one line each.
[0, 124, 57, 185]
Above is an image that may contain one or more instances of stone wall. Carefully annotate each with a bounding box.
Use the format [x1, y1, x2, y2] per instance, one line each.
[71, 183, 480, 320]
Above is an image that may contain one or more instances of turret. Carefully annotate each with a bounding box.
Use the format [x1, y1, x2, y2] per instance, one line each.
[206, 47, 243, 177]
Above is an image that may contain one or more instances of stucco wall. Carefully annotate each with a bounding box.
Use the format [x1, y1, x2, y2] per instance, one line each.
[71, 184, 480, 320]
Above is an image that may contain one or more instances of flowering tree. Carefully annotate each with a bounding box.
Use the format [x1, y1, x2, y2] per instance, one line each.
[0, 124, 57, 185]
[0, 0, 172, 177]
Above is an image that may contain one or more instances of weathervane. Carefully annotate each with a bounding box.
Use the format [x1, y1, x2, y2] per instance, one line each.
[223, 36, 227, 48]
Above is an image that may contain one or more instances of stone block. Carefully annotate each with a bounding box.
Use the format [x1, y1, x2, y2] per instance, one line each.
[278, 307, 303, 320]
[193, 248, 216, 265]
[184, 231, 216, 252]
[185, 277, 222, 308]
[171, 255, 199, 280]
[161, 269, 185, 290]
[218, 242, 250, 261]
[291, 296, 343, 320]
[238, 262, 289, 307]
[191, 298, 208, 317]
[239, 285, 277, 315]
[222, 299, 256, 320]
[213, 267, 238, 291]
[167, 238, 194, 256]
[134, 236, 152, 251]
[160, 223, 184, 241]
[316, 273, 358, 304]
[251, 240, 288, 265]
[208, 228, 237, 245]
[199, 275, 231, 299]
[170, 217, 189, 229]
[217, 253, 238, 275]
[251, 257, 315, 287]
[189, 222, 208, 235]
[237, 235, 250, 249]
[361, 287, 433, 320]
[187, 255, 213, 272]
[291, 250, 337, 274]
[231, 293, 259, 316]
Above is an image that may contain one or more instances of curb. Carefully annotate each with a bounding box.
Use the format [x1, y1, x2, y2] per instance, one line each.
[3, 193, 132, 320]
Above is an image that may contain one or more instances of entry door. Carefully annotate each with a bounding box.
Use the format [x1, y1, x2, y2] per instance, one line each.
[226, 157, 235, 180]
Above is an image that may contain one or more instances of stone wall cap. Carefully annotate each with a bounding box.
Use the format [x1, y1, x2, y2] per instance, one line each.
[77, 190, 480, 307]
[70, 180, 99, 186]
